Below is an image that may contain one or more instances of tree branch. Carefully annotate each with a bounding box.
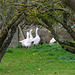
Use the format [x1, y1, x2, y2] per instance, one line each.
[47, 13, 75, 41]
[0, 12, 23, 48]
[36, 16, 75, 53]
[0, 14, 25, 62]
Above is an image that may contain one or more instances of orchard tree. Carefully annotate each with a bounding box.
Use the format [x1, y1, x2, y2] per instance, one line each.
[24, 0, 75, 52]
[0, 0, 75, 62]
[0, 0, 26, 62]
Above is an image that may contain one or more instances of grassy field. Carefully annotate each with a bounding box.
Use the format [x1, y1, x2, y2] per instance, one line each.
[0, 43, 75, 75]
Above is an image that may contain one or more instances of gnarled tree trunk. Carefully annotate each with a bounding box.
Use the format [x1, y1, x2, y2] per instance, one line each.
[0, 14, 25, 62]
[0, 12, 23, 48]
[36, 14, 75, 53]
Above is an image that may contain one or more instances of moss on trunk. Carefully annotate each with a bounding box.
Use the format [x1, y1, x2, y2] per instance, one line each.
[0, 14, 24, 62]
[0, 12, 23, 48]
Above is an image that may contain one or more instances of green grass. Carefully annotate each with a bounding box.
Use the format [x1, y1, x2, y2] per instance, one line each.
[0, 43, 75, 75]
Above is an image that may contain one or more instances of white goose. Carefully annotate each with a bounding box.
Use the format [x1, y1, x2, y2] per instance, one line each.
[32, 27, 40, 45]
[50, 38, 56, 43]
[49, 38, 58, 44]
[19, 32, 29, 46]
[29, 29, 34, 41]
[19, 32, 33, 48]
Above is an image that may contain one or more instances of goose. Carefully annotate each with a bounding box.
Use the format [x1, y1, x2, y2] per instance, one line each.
[49, 38, 57, 44]
[19, 32, 33, 48]
[32, 27, 40, 45]
[29, 29, 34, 40]
[19, 32, 29, 46]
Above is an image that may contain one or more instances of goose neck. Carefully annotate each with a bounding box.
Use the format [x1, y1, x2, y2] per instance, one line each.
[36, 29, 38, 36]
[30, 31, 33, 38]
[26, 32, 29, 39]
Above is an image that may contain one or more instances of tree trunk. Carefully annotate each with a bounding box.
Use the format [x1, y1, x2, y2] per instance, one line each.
[36, 16, 75, 53]
[17, 28, 19, 44]
[0, 14, 25, 62]
[18, 25, 25, 39]
[48, 13, 75, 41]
[63, 12, 75, 41]
[0, 12, 23, 48]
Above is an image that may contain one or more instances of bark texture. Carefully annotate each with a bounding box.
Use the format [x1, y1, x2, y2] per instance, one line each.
[0, 14, 25, 62]
[47, 13, 75, 41]
[0, 12, 23, 48]
[37, 15, 75, 53]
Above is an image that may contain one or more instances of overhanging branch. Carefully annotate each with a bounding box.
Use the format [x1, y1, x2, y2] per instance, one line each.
[48, 13, 75, 41]
[0, 12, 23, 48]
[36, 16, 75, 48]
[0, 14, 25, 62]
